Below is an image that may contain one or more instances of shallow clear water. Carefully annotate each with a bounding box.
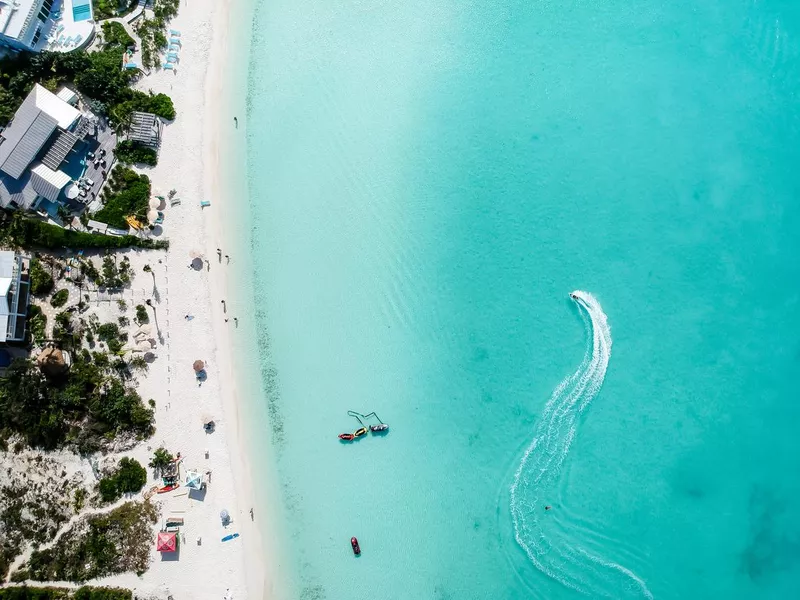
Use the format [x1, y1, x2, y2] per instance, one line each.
[243, 0, 800, 597]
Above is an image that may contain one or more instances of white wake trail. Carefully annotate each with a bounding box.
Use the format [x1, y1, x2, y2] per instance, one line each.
[509, 291, 653, 599]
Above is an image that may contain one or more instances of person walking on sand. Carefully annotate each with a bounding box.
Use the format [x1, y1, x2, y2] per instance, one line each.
[217, 248, 222, 262]
[250, 508, 254, 520]
[234, 117, 238, 128]
[225, 254, 230, 264]
[234, 317, 238, 327]
[221, 299, 226, 313]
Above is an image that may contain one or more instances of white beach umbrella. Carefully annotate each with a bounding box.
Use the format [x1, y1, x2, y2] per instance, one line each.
[65, 185, 79, 199]
[149, 197, 162, 209]
[189, 249, 203, 259]
[147, 209, 159, 223]
[135, 324, 153, 336]
[134, 340, 152, 352]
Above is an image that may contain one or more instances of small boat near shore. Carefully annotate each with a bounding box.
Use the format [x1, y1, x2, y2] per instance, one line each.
[221, 533, 239, 542]
[157, 483, 180, 494]
[353, 427, 368, 438]
[338, 433, 355, 441]
[351, 536, 361, 555]
[370, 423, 389, 433]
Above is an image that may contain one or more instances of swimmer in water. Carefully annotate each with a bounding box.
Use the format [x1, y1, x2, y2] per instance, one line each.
[545, 505, 551, 510]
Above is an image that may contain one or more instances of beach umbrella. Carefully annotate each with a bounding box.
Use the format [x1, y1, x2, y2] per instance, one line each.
[144, 351, 157, 362]
[134, 324, 152, 337]
[65, 185, 79, 199]
[193, 359, 205, 372]
[135, 340, 152, 352]
[220, 509, 230, 524]
[189, 249, 203, 259]
[190, 257, 203, 270]
[149, 197, 163, 210]
[147, 209, 159, 223]
[201, 412, 214, 425]
[37, 347, 68, 376]
[185, 469, 203, 490]
[156, 531, 177, 553]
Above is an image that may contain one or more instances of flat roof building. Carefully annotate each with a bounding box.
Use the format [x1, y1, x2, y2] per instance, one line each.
[0, 250, 29, 344]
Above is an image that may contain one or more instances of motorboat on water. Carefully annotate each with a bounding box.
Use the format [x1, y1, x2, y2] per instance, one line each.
[569, 293, 578, 300]
[370, 423, 389, 433]
[353, 427, 368, 438]
[351, 536, 361, 555]
[338, 433, 355, 441]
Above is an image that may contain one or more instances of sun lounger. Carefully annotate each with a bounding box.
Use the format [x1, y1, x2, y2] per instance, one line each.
[162, 63, 174, 70]
[170, 198, 181, 206]
[169, 44, 180, 51]
[73, 34, 82, 45]
[170, 29, 181, 36]
[200, 200, 210, 208]
[166, 56, 178, 64]
[56, 24, 64, 34]
[124, 63, 137, 69]
[169, 38, 181, 46]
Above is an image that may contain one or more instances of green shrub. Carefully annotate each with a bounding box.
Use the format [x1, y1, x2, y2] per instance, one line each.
[27, 305, 47, 345]
[1, 212, 168, 250]
[0, 359, 154, 451]
[50, 288, 69, 308]
[29, 259, 54, 295]
[115, 458, 146, 494]
[98, 476, 119, 503]
[114, 140, 157, 166]
[92, 167, 151, 230]
[135, 304, 149, 323]
[101, 21, 134, 49]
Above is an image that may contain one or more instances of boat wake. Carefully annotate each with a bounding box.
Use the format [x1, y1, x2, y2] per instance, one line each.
[509, 291, 653, 599]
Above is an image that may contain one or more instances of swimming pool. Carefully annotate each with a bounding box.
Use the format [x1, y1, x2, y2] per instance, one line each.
[72, 0, 92, 22]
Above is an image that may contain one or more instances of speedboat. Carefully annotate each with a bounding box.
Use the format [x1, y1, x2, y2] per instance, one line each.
[370, 423, 389, 433]
[338, 433, 355, 441]
[353, 427, 368, 438]
[351, 537, 361, 555]
[569, 293, 578, 300]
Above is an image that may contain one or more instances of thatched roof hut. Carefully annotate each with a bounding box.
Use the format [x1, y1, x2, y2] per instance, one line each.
[36, 347, 70, 376]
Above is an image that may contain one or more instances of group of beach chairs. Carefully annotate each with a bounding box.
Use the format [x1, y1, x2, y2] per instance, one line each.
[45, 16, 84, 51]
[163, 30, 182, 71]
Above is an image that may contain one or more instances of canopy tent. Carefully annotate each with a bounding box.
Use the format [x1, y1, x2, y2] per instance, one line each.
[185, 469, 203, 490]
[220, 509, 230, 524]
[149, 197, 164, 210]
[157, 531, 177, 553]
[193, 359, 205, 372]
[190, 257, 203, 270]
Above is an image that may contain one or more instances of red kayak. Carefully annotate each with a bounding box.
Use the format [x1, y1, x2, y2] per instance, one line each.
[157, 484, 180, 494]
[351, 537, 361, 555]
[338, 433, 354, 441]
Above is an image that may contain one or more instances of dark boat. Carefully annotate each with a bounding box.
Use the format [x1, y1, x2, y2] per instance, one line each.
[370, 423, 389, 433]
[351, 537, 361, 555]
[338, 433, 355, 441]
[353, 427, 368, 438]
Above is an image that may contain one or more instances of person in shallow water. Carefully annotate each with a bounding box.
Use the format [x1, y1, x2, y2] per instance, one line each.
[545, 506, 551, 510]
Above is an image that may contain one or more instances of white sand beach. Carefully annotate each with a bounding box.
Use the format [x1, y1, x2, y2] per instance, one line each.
[1, 0, 271, 597]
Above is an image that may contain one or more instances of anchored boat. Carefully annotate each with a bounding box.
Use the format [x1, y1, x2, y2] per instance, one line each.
[338, 433, 355, 441]
[351, 536, 361, 555]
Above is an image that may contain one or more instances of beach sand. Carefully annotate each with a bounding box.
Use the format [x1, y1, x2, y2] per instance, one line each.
[1, 1, 272, 597]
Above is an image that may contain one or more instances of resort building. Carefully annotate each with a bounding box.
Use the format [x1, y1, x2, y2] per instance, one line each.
[0, 83, 104, 216]
[0, 250, 30, 344]
[0, 0, 94, 53]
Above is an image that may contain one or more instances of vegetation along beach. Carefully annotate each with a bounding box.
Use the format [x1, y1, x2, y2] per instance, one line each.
[2, 0, 799, 599]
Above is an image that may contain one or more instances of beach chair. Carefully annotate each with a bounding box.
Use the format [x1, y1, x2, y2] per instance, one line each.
[166, 56, 178, 64]
[170, 29, 181, 36]
[124, 62, 138, 69]
[200, 200, 210, 208]
[56, 24, 65, 34]
[170, 198, 181, 207]
[162, 63, 175, 70]
[57, 35, 65, 45]
[169, 38, 181, 46]
[168, 44, 180, 52]
[73, 34, 82, 46]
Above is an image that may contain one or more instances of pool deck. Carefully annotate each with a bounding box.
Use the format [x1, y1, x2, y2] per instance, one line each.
[40, 0, 96, 53]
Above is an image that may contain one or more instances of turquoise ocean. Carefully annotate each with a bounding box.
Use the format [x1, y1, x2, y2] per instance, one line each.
[235, 0, 800, 598]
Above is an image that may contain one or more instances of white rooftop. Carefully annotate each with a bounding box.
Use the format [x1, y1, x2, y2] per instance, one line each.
[0, 0, 36, 39]
[32, 84, 81, 129]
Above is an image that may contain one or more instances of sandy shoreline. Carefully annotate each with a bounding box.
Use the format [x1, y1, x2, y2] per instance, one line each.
[1, 0, 276, 597]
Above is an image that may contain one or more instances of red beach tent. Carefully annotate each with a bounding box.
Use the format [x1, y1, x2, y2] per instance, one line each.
[157, 531, 177, 553]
